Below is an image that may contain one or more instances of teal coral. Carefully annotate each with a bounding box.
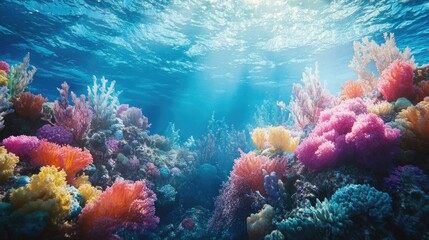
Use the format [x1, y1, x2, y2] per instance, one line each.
[330, 184, 392, 221]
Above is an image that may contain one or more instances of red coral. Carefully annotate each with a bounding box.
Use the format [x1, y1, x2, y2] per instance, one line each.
[30, 139, 93, 184]
[12, 92, 47, 120]
[377, 59, 415, 102]
[78, 180, 159, 239]
[230, 150, 287, 195]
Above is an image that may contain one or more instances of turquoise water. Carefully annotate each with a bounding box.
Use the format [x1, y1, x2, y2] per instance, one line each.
[1, 1, 429, 240]
[1, 0, 428, 138]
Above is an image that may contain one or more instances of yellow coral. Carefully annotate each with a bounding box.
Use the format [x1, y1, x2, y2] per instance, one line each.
[267, 126, 299, 152]
[247, 204, 274, 240]
[368, 101, 394, 116]
[251, 128, 267, 149]
[10, 166, 73, 226]
[75, 174, 90, 187]
[0, 70, 8, 87]
[0, 146, 19, 184]
[78, 183, 102, 205]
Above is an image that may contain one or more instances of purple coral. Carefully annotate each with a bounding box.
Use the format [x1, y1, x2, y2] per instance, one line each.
[296, 98, 400, 172]
[53, 82, 93, 141]
[117, 105, 150, 130]
[36, 124, 74, 145]
[384, 165, 429, 193]
[2, 135, 40, 160]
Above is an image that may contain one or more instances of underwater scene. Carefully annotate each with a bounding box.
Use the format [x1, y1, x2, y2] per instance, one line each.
[1, 0, 429, 239]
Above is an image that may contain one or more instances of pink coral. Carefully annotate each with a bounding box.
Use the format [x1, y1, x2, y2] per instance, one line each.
[377, 59, 415, 102]
[53, 82, 93, 141]
[77, 180, 159, 239]
[296, 98, 400, 171]
[345, 113, 400, 170]
[0, 61, 10, 74]
[2, 135, 40, 160]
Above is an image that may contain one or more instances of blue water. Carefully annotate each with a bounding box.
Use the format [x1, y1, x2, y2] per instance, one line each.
[1, 0, 428, 138]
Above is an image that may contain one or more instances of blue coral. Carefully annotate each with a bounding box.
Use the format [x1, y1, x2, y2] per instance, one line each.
[264, 171, 280, 205]
[330, 184, 392, 221]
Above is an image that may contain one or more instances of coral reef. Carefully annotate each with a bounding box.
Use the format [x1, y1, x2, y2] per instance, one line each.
[0, 146, 19, 184]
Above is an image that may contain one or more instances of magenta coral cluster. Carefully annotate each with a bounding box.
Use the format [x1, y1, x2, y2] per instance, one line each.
[295, 98, 401, 172]
[36, 124, 74, 145]
[2, 135, 40, 160]
[0, 61, 10, 74]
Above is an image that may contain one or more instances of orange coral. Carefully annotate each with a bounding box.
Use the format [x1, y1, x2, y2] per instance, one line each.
[398, 97, 429, 146]
[340, 80, 364, 100]
[31, 140, 93, 185]
[77, 180, 159, 239]
[12, 92, 47, 120]
[230, 150, 287, 195]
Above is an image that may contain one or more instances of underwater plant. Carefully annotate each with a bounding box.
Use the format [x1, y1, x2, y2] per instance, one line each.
[77, 180, 159, 239]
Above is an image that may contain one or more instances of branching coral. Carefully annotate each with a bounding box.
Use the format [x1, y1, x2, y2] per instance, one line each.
[7, 53, 37, 99]
[349, 33, 415, 94]
[0, 146, 19, 184]
[87, 76, 121, 130]
[30, 140, 93, 185]
[77, 180, 159, 239]
[0, 69, 8, 87]
[9, 166, 73, 229]
[377, 59, 415, 102]
[54, 82, 93, 142]
[288, 63, 334, 129]
[12, 92, 47, 120]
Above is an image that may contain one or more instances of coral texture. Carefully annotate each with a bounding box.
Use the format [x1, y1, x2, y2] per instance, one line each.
[30, 140, 93, 184]
[267, 126, 299, 152]
[296, 98, 400, 171]
[2, 135, 40, 160]
[7, 53, 37, 98]
[53, 82, 93, 141]
[77, 180, 159, 239]
[12, 92, 47, 120]
[10, 166, 73, 228]
[377, 59, 415, 102]
[0, 86, 13, 130]
[36, 124, 74, 145]
[340, 80, 364, 100]
[251, 128, 266, 150]
[398, 97, 429, 147]
[0, 146, 19, 184]
[247, 204, 274, 240]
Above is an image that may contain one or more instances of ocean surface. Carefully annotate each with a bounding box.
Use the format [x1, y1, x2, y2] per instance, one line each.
[1, 1, 429, 240]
